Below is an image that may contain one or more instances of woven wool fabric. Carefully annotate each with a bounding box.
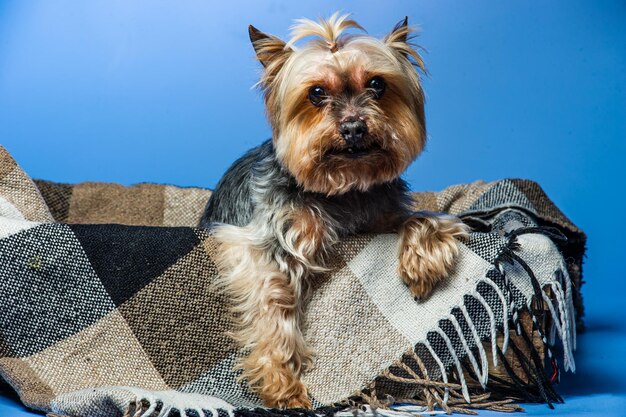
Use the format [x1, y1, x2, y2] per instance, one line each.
[0, 146, 585, 417]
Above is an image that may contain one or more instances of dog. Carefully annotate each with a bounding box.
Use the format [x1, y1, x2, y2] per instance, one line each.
[199, 13, 469, 409]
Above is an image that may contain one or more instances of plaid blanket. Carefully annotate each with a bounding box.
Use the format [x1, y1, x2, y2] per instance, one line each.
[0, 146, 585, 417]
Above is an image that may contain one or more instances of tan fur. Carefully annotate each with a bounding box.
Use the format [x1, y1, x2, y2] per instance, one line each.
[213, 206, 337, 408]
[213, 13, 467, 409]
[252, 14, 426, 196]
[213, 223, 312, 408]
[286, 12, 365, 52]
[398, 212, 470, 299]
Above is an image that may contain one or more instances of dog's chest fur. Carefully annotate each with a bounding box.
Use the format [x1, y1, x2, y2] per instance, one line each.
[199, 139, 413, 234]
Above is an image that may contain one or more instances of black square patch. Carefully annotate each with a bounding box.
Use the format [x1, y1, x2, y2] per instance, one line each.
[0, 224, 115, 356]
[69, 224, 200, 306]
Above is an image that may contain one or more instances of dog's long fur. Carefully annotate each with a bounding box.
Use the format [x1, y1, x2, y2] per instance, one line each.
[199, 13, 469, 409]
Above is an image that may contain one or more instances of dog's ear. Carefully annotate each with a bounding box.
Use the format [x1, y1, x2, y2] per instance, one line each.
[384, 17, 426, 73]
[249, 25, 292, 69]
[386, 16, 410, 44]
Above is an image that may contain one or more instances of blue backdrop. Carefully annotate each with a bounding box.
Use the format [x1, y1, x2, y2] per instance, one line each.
[1, 1, 625, 416]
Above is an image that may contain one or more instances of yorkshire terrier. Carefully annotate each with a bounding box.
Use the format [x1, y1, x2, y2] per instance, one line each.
[199, 13, 469, 409]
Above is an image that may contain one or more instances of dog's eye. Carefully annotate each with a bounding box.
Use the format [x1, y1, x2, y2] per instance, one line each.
[367, 76, 386, 99]
[308, 86, 327, 107]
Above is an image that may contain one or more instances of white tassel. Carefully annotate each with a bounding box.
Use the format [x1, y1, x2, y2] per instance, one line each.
[447, 314, 485, 388]
[473, 291, 499, 368]
[550, 282, 570, 370]
[424, 339, 450, 404]
[562, 269, 578, 351]
[129, 389, 233, 417]
[139, 393, 158, 417]
[460, 304, 489, 387]
[392, 405, 447, 415]
[199, 403, 218, 417]
[569, 295, 577, 352]
[542, 292, 563, 338]
[480, 278, 510, 354]
[434, 327, 470, 403]
[551, 281, 575, 372]
[549, 314, 557, 346]
[132, 400, 147, 417]
[158, 405, 173, 417]
[498, 262, 519, 336]
[344, 404, 448, 417]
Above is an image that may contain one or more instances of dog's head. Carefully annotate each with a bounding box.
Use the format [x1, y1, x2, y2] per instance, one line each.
[251, 13, 427, 195]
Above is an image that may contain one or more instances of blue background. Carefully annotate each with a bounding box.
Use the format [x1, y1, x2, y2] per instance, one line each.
[1, 1, 624, 416]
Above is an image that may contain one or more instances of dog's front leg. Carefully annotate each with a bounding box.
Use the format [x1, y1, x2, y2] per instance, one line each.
[213, 222, 311, 408]
[213, 208, 334, 408]
[397, 211, 470, 299]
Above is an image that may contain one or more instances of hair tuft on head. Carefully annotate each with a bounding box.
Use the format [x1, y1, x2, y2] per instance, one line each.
[286, 12, 365, 52]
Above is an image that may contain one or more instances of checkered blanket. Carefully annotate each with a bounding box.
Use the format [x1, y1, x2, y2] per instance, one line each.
[0, 146, 585, 417]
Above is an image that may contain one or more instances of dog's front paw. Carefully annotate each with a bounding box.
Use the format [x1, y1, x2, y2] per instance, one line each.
[284, 385, 312, 410]
[398, 213, 469, 299]
[246, 352, 311, 409]
[259, 371, 311, 409]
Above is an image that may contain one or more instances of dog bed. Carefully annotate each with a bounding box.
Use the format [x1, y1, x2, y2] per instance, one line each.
[0, 146, 585, 417]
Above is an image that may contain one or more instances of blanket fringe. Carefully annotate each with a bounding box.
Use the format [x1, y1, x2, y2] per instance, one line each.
[352, 226, 576, 414]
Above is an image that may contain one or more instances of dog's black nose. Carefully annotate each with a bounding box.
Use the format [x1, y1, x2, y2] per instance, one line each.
[340, 118, 367, 145]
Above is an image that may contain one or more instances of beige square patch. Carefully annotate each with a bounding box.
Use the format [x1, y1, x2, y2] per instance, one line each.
[0, 165, 52, 222]
[33, 180, 74, 223]
[437, 180, 494, 214]
[24, 310, 167, 396]
[303, 264, 410, 404]
[118, 243, 233, 388]
[0, 146, 17, 179]
[67, 182, 165, 225]
[410, 191, 439, 212]
[163, 185, 211, 227]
